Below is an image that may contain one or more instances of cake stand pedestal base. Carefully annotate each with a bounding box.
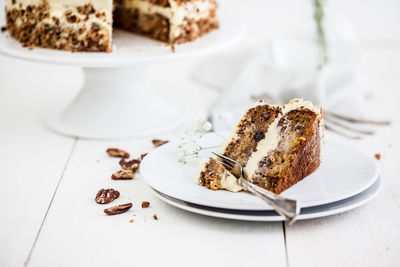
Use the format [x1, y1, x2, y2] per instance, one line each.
[45, 67, 183, 139]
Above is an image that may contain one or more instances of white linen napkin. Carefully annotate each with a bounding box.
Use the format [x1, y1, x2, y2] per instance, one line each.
[192, 40, 388, 132]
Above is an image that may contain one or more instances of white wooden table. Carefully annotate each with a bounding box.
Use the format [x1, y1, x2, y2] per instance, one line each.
[1, 1, 400, 266]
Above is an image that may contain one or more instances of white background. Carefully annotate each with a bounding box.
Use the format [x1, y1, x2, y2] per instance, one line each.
[0, 1, 399, 266]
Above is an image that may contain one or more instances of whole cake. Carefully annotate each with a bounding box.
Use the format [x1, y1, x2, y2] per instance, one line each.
[5, 0, 218, 52]
[196, 98, 324, 194]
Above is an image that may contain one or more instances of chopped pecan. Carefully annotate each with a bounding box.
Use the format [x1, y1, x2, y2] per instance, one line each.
[140, 153, 148, 160]
[375, 153, 381, 160]
[95, 189, 120, 204]
[153, 214, 158, 220]
[142, 201, 150, 208]
[1, 26, 7, 32]
[111, 170, 135, 180]
[152, 139, 169, 147]
[106, 148, 130, 158]
[119, 158, 141, 172]
[104, 203, 133, 215]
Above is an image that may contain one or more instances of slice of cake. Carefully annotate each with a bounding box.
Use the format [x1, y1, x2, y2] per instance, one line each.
[5, 0, 113, 52]
[114, 0, 219, 44]
[196, 158, 243, 192]
[196, 98, 324, 194]
[5, 0, 218, 52]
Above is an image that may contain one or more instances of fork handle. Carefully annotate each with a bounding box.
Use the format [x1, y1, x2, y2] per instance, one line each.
[240, 178, 300, 224]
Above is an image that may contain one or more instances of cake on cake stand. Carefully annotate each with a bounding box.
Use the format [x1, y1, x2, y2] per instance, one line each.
[0, 21, 244, 139]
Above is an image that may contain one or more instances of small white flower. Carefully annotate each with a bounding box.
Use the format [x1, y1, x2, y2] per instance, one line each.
[202, 121, 212, 132]
[177, 115, 217, 164]
[194, 115, 213, 133]
[196, 115, 208, 124]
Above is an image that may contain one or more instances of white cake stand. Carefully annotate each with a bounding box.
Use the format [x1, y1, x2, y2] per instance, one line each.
[0, 21, 244, 139]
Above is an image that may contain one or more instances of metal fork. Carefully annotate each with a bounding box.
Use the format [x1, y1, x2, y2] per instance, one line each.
[212, 152, 300, 224]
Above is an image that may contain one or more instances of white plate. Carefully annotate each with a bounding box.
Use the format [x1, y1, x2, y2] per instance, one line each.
[141, 134, 379, 210]
[152, 176, 383, 221]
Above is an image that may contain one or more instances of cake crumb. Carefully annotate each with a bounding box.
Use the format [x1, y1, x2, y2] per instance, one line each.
[375, 153, 381, 160]
[142, 201, 150, 208]
[129, 219, 134, 223]
[386, 246, 390, 251]
[153, 214, 158, 220]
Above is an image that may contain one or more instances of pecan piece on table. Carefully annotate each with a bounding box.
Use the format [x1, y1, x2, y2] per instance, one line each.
[95, 189, 120, 204]
[112, 170, 135, 180]
[140, 153, 148, 160]
[141, 201, 150, 208]
[106, 148, 130, 158]
[153, 214, 158, 220]
[152, 139, 169, 148]
[104, 203, 133, 215]
[119, 158, 141, 172]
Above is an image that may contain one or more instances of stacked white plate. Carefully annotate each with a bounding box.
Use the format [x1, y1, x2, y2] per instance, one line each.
[140, 134, 382, 221]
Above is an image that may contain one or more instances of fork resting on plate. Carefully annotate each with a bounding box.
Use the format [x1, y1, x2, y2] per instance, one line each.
[212, 152, 300, 224]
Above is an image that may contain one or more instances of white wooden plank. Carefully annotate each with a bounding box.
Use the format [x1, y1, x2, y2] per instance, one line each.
[285, 47, 400, 267]
[0, 56, 78, 267]
[285, 141, 400, 267]
[28, 139, 287, 267]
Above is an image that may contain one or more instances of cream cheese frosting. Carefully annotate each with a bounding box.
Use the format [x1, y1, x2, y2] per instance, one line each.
[220, 172, 243, 192]
[244, 114, 282, 180]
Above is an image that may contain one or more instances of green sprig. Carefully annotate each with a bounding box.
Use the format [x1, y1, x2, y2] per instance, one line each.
[313, 0, 328, 70]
